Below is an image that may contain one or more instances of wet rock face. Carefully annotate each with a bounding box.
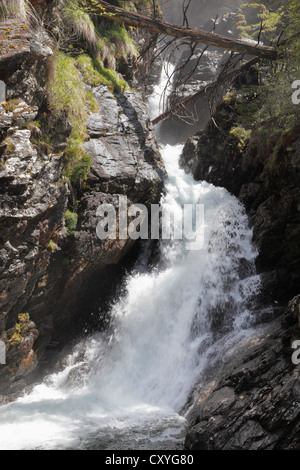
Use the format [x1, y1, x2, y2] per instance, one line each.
[0, 20, 32, 82]
[85, 86, 165, 198]
[180, 69, 300, 449]
[0, 20, 53, 83]
[72, 84, 165, 291]
[185, 296, 300, 450]
[0, 99, 69, 395]
[0, 52, 165, 396]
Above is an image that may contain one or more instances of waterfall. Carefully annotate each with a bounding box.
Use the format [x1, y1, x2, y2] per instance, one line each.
[0, 63, 261, 450]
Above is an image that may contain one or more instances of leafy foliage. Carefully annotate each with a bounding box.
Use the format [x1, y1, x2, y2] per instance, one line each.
[230, 0, 300, 159]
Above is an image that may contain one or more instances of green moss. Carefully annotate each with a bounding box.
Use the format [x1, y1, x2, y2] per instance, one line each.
[47, 239, 59, 252]
[65, 209, 78, 236]
[8, 313, 31, 346]
[230, 126, 252, 149]
[76, 54, 129, 93]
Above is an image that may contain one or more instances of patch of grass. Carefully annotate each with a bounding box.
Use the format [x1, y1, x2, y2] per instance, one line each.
[48, 51, 87, 126]
[95, 24, 138, 71]
[64, 132, 92, 186]
[99, 25, 137, 60]
[0, 0, 26, 20]
[47, 51, 93, 186]
[61, 1, 98, 57]
[76, 54, 129, 93]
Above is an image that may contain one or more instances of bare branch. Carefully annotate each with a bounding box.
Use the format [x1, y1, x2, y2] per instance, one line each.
[151, 57, 260, 126]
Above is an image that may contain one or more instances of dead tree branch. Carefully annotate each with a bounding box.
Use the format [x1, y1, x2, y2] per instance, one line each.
[151, 57, 260, 126]
[79, 0, 277, 59]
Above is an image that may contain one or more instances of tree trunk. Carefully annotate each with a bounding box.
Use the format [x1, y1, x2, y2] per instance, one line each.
[79, 0, 277, 59]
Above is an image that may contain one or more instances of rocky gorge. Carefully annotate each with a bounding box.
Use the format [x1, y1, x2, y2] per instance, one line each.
[0, 0, 299, 451]
[0, 0, 165, 399]
[178, 13, 300, 449]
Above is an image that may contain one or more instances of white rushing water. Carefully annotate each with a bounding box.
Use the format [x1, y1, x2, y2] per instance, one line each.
[0, 64, 261, 450]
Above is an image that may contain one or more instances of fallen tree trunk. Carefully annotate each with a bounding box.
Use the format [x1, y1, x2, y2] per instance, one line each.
[151, 57, 260, 126]
[79, 0, 277, 59]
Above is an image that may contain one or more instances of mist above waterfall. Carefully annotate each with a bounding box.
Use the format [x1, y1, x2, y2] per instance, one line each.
[160, 0, 243, 30]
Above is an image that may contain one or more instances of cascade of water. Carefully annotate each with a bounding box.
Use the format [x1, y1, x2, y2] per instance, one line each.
[0, 62, 261, 451]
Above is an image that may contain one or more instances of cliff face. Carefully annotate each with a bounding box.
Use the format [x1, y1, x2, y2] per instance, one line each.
[184, 295, 300, 450]
[180, 68, 300, 450]
[0, 0, 165, 399]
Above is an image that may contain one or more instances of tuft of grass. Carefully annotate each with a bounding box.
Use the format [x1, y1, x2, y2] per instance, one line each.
[0, 0, 38, 25]
[47, 240, 59, 252]
[47, 51, 87, 125]
[61, 1, 99, 57]
[94, 24, 137, 70]
[64, 132, 92, 186]
[47, 51, 92, 186]
[0, 0, 27, 20]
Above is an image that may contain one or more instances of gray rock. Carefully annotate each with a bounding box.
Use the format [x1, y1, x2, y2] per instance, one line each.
[11, 100, 39, 127]
[184, 315, 300, 450]
[29, 27, 53, 61]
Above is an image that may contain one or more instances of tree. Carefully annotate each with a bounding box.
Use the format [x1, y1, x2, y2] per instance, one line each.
[79, 0, 277, 58]
[79, 1, 297, 126]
